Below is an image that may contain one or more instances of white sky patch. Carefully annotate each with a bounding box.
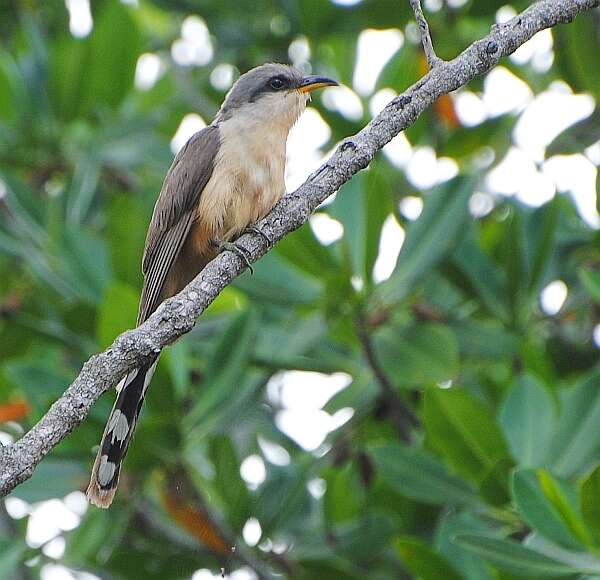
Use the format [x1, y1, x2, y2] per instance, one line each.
[399, 196, 423, 221]
[496, 5, 517, 24]
[487, 146, 556, 207]
[383, 132, 412, 168]
[307, 478, 326, 499]
[5, 497, 29, 519]
[63, 491, 88, 517]
[210, 63, 236, 91]
[41, 564, 76, 580]
[483, 67, 533, 117]
[309, 213, 344, 245]
[243, 518, 262, 547]
[511, 29, 554, 73]
[289, 36, 311, 67]
[332, 0, 362, 4]
[276, 408, 353, 450]
[135, 53, 165, 91]
[593, 325, 600, 349]
[514, 89, 595, 162]
[43, 536, 66, 560]
[258, 437, 291, 466]
[426, 0, 443, 10]
[286, 108, 332, 190]
[406, 147, 458, 189]
[354, 29, 403, 96]
[269, 371, 352, 409]
[172, 16, 213, 67]
[322, 85, 364, 121]
[27, 500, 79, 548]
[407, 147, 438, 189]
[170, 113, 207, 154]
[268, 371, 352, 450]
[469, 192, 495, 217]
[65, 0, 92, 38]
[540, 280, 568, 315]
[240, 455, 266, 489]
[585, 141, 600, 166]
[373, 214, 405, 283]
[543, 154, 600, 228]
[453, 90, 487, 127]
[370, 88, 396, 117]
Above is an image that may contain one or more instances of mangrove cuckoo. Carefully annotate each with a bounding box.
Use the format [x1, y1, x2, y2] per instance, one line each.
[86, 63, 337, 507]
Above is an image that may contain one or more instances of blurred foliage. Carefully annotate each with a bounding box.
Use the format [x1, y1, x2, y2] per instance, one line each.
[0, 0, 599, 579]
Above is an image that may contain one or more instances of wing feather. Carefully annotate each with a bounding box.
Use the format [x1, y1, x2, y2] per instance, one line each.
[138, 125, 220, 323]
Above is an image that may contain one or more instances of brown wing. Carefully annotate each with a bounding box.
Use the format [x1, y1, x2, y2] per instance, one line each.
[138, 125, 220, 324]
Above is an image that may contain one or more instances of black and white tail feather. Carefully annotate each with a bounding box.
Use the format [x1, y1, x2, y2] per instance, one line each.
[85, 124, 220, 508]
[86, 357, 158, 508]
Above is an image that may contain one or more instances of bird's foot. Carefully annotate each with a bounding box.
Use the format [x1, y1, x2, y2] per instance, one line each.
[212, 239, 253, 274]
[243, 225, 272, 246]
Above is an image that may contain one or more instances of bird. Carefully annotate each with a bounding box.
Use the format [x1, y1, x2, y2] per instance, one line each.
[86, 63, 338, 508]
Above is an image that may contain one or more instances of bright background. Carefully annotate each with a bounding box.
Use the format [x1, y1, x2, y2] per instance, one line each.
[0, 0, 599, 579]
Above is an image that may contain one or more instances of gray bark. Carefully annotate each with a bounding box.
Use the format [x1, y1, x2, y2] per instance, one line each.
[1, 0, 598, 497]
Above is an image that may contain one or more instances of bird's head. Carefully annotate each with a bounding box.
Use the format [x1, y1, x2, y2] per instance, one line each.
[217, 63, 338, 130]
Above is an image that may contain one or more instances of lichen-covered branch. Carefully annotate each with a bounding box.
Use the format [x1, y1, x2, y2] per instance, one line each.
[1, 0, 598, 498]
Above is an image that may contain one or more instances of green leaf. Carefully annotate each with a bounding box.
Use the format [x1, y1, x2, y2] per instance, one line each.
[370, 443, 480, 506]
[0, 540, 25, 579]
[60, 227, 112, 304]
[97, 282, 139, 348]
[579, 268, 600, 303]
[451, 226, 509, 322]
[184, 309, 258, 431]
[324, 463, 362, 525]
[435, 511, 495, 580]
[499, 375, 556, 468]
[375, 322, 459, 387]
[328, 168, 392, 284]
[275, 221, 338, 280]
[551, 374, 600, 477]
[581, 464, 600, 544]
[395, 536, 463, 580]
[527, 198, 559, 294]
[235, 252, 322, 305]
[512, 469, 581, 549]
[453, 534, 580, 577]
[377, 175, 474, 304]
[13, 459, 87, 502]
[208, 435, 251, 531]
[546, 110, 600, 156]
[107, 195, 146, 289]
[424, 387, 512, 488]
[537, 469, 593, 547]
[554, 11, 600, 100]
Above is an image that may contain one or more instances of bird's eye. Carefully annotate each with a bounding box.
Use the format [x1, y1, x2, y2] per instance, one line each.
[269, 77, 285, 90]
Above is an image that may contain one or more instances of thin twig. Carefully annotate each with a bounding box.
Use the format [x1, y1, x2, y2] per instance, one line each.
[357, 318, 420, 442]
[409, 0, 442, 68]
[0, 0, 598, 497]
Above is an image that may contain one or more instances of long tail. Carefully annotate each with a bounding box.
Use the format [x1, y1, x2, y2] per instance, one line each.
[86, 356, 159, 508]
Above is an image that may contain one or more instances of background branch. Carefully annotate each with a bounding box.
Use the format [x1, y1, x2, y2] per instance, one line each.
[0, 0, 597, 498]
[409, 0, 441, 68]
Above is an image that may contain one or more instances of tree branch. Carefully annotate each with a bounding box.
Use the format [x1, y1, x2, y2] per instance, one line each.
[0, 0, 598, 498]
[357, 317, 419, 442]
[409, 0, 442, 68]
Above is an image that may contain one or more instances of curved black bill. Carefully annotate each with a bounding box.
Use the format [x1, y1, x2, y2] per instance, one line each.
[298, 75, 339, 93]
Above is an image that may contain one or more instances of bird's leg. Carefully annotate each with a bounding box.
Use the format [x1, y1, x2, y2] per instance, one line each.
[243, 224, 272, 246]
[212, 239, 254, 274]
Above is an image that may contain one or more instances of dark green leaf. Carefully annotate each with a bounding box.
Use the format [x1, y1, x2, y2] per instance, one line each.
[499, 375, 556, 468]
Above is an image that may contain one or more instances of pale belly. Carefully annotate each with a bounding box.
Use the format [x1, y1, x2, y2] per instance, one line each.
[196, 133, 286, 242]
